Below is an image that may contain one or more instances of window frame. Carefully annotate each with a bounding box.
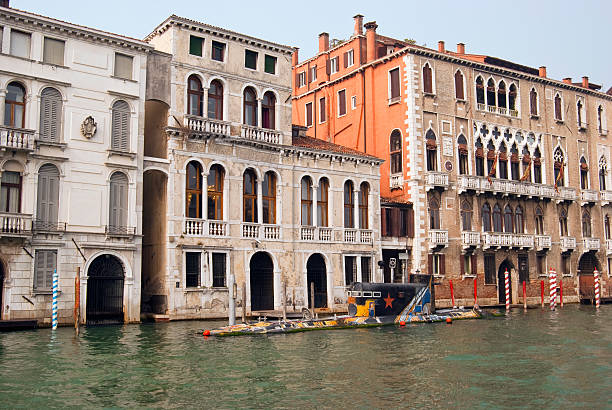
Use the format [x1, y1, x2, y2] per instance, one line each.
[4, 81, 26, 128]
[207, 79, 223, 120]
[186, 161, 203, 219]
[207, 164, 224, 220]
[262, 171, 276, 225]
[244, 49, 258, 70]
[305, 102, 313, 128]
[422, 62, 433, 94]
[114, 52, 134, 80]
[189, 35, 204, 57]
[298, 71, 306, 88]
[317, 178, 329, 227]
[318, 97, 326, 124]
[9, 29, 31, 59]
[330, 56, 339, 74]
[34, 249, 57, 291]
[343, 180, 354, 228]
[242, 169, 258, 223]
[388, 67, 401, 103]
[261, 91, 276, 129]
[111, 100, 131, 152]
[454, 69, 465, 100]
[185, 251, 201, 288]
[42, 36, 65, 66]
[390, 131, 403, 175]
[264, 54, 277, 75]
[0, 171, 22, 213]
[337, 89, 347, 117]
[301, 176, 313, 226]
[187, 75, 204, 117]
[211, 40, 226, 62]
[358, 182, 369, 229]
[243, 87, 257, 126]
[346, 49, 354, 67]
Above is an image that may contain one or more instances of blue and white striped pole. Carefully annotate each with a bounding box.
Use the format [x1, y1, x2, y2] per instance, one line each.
[52, 269, 58, 330]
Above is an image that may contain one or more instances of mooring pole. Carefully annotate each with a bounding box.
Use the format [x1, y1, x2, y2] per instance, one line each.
[228, 273, 236, 326]
[540, 280, 544, 308]
[449, 280, 455, 307]
[74, 267, 80, 334]
[241, 282, 246, 323]
[594, 269, 601, 309]
[473, 278, 478, 308]
[282, 280, 287, 321]
[549, 268, 557, 311]
[310, 282, 316, 319]
[523, 280, 527, 310]
[504, 269, 510, 312]
[292, 288, 296, 312]
[52, 269, 59, 330]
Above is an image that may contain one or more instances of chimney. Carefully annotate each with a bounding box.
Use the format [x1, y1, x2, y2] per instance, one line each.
[563, 77, 572, 84]
[365, 21, 378, 63]
[538, 66, 547, 78]
[456, 43, 465, 55]
[292, 48, 299, 67]
[582, 76, 589, 88]
[318, 32, 329, 53]
[0, 0, 9, 7]
[353, 14, 364, 36]
[438, 41, 445, 53]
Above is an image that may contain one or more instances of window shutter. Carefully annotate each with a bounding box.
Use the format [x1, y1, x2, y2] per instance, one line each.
[112, 101, 130, 152]
[35, 251, 46, 290]
[343, 52, 348, 68]
[407, 208, 414, 238]
[471, 254, 477, 276]
[37, 172, 49, 223]
[381, 207, 387, 236]
[48, 171, 59, 224]
[390, 69, 400, 99]
[392, 208, 400, 237]
[428, 254, 433, 275]
[460, 254, 465, 275]
[308, 67, 312, 83]
[440, 254, 446, 276]
[295, 72, 299, 88]
[37, 165, 60, 226]
[325, 59, 331, 75]
[40, 88, 61, 142]
[45, 251, 56, 290]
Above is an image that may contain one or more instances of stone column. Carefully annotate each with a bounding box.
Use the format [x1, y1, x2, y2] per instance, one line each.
[312, 183, 318, 227]
[0, 90, 6, 125]
[202, 87, 209, 119]
[257, 179, 263, 225]
[353, 190, 360, 229]
[257, 98, 262, 128]
[202, 170, 209, 221]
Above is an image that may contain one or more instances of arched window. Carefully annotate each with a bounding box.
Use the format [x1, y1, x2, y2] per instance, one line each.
[559, 207, 568, 236]
[486, 140, 496, 176]
[577, 99, 584, 127]
[390, 130, 402, 175]
[504, 205, 514, 233]
[535, 206, 544, 235]
[317, 178, 329, 227]
[475, 138, 485, 176]
[534, 148, 542, 184]
[186, 161, 203, 218]
[261, 91, 276, 129]
[187, 75, 203, 116]
[422, 63, 433, 94]
[475, 76, 485, 106]
[301, 176, 312, 225]
[111, 100, 130, 152]
[4, 82, 26, 128]
[508, 84, 517, 112]
[207, 79, 223, 120]
[498, 143, 508, 179]
[580, 157, 589, 190]
[344, 180, 354, 228]
[458, 134, 468, 175]
[515, 205, 524, 234]
[454, 70, 464, 100]
[530, 88, 538, 116]
[425, 129, 437, 171]
[243, 168, 257, 223]
[486, 78, 496, 107]
[243, 87, 257, 126]
[510, 144, 520, 181]
[497, 81, 507, 109]
[599, 156, 608, 191]
[554, 93, 563, 121]
[36, 164, 60, 230]
[359, 182, 369, 229]
[262, 171, 276, 224]
[493, 204, 503, 232]
[582, 209, 591, 237]
[109, 172, 128, 233]
[597, 105, 605, 134]
[554, 147, 565, 187]
[207, 164, 224, 220]
[39, 87, 62, 142]
[482, 203, 492, 232]
[605, 215, 611, 240]
[429, 196, 440, 229]
[461, 200, 472, 231]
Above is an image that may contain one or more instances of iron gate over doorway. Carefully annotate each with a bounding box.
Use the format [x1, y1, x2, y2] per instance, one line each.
[86, 254, 124, 325]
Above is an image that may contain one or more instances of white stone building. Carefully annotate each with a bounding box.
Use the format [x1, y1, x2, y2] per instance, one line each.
[0, 5, 152, 324]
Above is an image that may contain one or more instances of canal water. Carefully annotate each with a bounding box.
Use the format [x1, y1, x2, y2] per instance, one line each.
[0, 305, 610, 408]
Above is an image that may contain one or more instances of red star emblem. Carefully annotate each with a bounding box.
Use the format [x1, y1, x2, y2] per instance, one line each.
[384, 293, 395, 308]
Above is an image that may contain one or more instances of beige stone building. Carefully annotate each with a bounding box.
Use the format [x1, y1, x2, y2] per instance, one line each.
[142, 16, 382, 319]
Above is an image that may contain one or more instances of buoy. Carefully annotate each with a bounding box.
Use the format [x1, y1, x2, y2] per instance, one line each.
[446, 317, 452, 324]
[399, 321, 406, 326]
[203, 330, 211, 336]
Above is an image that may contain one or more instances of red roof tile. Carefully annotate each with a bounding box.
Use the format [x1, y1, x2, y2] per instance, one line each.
[292, 135, 382, 161]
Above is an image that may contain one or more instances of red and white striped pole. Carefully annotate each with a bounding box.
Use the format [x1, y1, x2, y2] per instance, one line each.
[549, 268, 557, 311]
[594, 269, 601, 309]
[504, 269, 510, 311]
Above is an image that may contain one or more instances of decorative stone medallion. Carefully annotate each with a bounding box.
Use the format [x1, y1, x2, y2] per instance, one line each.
[80, 116, 97, 139]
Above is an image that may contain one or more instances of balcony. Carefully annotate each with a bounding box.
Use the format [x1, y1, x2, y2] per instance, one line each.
[535, 235, 552, 251]
[262, 224, 280, 240]
[512, 234, 534, 249]
[606, 239, 612, 255]
[428, 229, 448, 249]
[0, 126, 34, 152]
[32, 220, 66, 233]
[425, 172, 449, 191]
[0, 212, 32, 237]
[601, 190, 612, 206]
[360, 230, 373, 244]
[241, 223, 281, 240]
[242, 222, 260, 239]
[184, 115, 231, 137]
[105, 225, 135, 237]
[461, 231, 480, 249]
[556, 187, 577, 203]
[482, 232, 533, 249]
[301, 226, 315, 241]
[343, 228, 372, 244]
[583, 237, 600, 251]
[457, 175, 480, 194]
[184, 219, 227, 237]
[390, 174, 403, 189]
[560, 236, 576, 252]
[318, 227, 333, 242]
[580, 189, 598, 205]
[241, 124, 281, 144]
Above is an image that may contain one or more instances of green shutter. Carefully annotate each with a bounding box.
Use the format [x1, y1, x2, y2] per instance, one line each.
[189, 36, 203, 57]
[264, 55, 276, 74]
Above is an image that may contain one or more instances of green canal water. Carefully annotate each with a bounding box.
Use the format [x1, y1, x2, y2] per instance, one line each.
[0, 305, 611, 409]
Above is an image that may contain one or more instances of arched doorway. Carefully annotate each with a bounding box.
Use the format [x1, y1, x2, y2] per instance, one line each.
[498, 259, 514, 305]
[578, 253, 601, 302]
[306, 254, 327, 308]
[86, 254, 125, 325]
[250, 252, 274, 311]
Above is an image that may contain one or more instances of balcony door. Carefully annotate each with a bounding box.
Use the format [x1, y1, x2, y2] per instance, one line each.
[36, 164, 59, 230]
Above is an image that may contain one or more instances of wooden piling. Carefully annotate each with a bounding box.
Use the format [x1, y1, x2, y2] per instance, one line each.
[241, 282, 246, 323]
[310, 282, 316, 319]
[75, 267, 80, 335]
[282, 280, 287, 321]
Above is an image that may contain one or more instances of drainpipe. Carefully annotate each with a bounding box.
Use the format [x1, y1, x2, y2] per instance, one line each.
[314, 88, 317, 140]
[362, 69, 366, 153]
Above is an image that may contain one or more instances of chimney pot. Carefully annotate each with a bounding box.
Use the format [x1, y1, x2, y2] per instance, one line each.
[353, 14, 364, 36]
[539, 66, 547, 78]
[582, 76, 589, 88]
[292, 48, 299, 67]
[364, 21, 378, 63]
[438, 41, 445, 53]
[318, 32, 329, 53]
[563, 77, 572, 84]
[457, 43, 465, 55]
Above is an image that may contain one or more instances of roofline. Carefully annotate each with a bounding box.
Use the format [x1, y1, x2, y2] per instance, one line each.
[0, 6, 153, 51]
[145, 15, 295, 54]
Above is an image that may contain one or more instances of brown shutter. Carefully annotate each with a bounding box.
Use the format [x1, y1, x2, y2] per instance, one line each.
[428, 254, 433, 275]
[390, 68, 400, 99]
[407, 208, 414, 238]
[381, 207, 387, 236]
[460, 254, 465, 275]
[392, 208, 400, 237]
[308, 66, 312, 83]
[325, 59, 331, 75]
[471, 254, 477, 276]
[440, 254, 446, 276]
[343, 52, 348, 68]
[295, 72, 299, 88]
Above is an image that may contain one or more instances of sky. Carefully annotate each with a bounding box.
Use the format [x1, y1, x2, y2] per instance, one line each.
[13, 0, 611, 92]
